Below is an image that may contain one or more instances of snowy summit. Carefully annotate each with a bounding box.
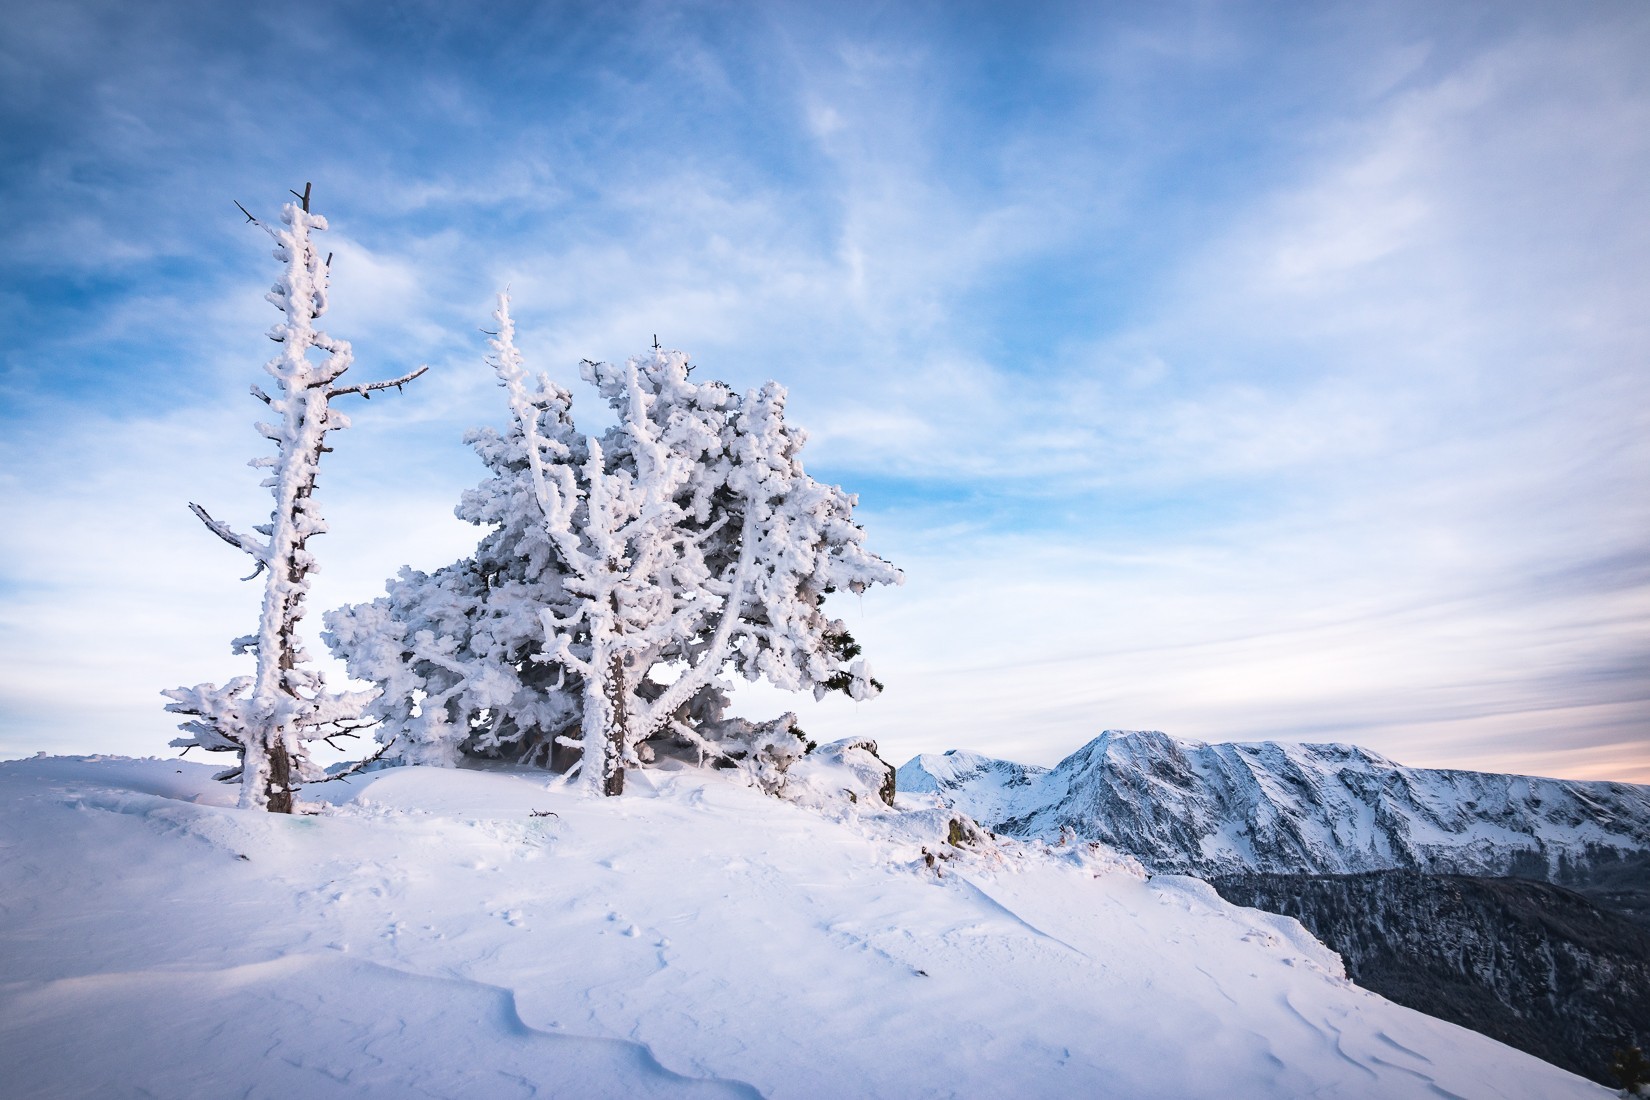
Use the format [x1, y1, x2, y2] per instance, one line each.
[0, 752, 1612, 1098]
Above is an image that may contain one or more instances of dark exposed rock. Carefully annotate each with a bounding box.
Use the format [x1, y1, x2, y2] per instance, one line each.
[946, 813, 989, 848]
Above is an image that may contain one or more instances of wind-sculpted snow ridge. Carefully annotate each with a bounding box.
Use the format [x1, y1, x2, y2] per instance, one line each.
[0, 753, 1612, 1098]
[899, 730, 1650, 879]
[2, 955, 759, 1100]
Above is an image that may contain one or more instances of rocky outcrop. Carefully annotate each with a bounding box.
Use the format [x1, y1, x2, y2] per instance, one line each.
[783, 737, 897, 809]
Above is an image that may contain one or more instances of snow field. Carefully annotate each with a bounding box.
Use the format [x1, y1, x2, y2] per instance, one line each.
[0, 755, 1611, 1098]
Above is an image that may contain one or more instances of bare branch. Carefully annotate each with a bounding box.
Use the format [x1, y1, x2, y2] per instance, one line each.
[529, 809, 559, 819]
[291, 182, 312, 212]
[236, 199, 281, 242]
[188, 503, 269, 565]
[327, 365, 429, 401]
[305, 735, 397, 785]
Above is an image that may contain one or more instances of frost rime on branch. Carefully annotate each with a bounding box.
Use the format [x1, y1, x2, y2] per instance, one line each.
[163, 188, 426, 813]
[327, 293, 902, 795]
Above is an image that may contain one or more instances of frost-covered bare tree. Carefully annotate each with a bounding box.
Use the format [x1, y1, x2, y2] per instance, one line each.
[326, 293, 901, 795]
[164, 186, 426, 813]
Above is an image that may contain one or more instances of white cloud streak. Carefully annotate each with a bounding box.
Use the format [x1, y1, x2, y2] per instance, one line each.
[2, 2, 1645, 785]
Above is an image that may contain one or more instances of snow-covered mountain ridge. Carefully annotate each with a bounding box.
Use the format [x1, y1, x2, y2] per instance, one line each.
[0, 753, 1611, 1098]
[898, 729, 1650, 879]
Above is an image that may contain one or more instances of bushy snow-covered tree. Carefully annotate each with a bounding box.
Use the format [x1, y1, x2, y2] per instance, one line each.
[326, 293, 901, 795]
[164, 186, 426, 813]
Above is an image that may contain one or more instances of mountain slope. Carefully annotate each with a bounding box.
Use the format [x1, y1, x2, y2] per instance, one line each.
[1209, 871, 1650, 1086]
[0, 754, 1610, 1099]
[899, 732, 1650, 1088]
[891, 748, 1047, 825]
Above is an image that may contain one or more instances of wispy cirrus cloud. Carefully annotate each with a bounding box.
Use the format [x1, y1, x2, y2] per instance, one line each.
[2, 1, 1645, 783]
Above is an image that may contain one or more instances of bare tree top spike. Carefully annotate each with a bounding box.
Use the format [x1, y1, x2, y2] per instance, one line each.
[290, 182, 312, 212]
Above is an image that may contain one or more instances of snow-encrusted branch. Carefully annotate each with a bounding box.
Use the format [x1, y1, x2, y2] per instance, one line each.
[327, 364, 430, 401]
[636, 499, 761, 734]
[187, 503, 270, 573]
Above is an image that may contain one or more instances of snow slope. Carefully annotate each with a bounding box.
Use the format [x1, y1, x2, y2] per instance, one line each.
[0, 754, 1611, 1099]
[899, 730, 1650, 877]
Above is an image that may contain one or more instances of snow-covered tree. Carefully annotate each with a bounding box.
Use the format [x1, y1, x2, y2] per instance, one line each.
[164, 185, 426, 813]
[326, 293, 901, 794]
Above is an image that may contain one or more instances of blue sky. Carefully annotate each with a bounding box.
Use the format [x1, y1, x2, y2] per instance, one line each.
[3, 0, 1647, 781]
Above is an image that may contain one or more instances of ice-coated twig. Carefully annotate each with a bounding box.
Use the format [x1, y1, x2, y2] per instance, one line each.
[187, 503, 270, 575]
[305, 735, 398, 784]
[327, 364, 430, 401]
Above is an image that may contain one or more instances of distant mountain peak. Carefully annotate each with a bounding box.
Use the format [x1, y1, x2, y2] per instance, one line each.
[901, 731, 1650, 880]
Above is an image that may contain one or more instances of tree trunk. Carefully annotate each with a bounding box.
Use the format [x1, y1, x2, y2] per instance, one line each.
[250, 437, 318, 815]
[603, 654, 627, 797]
[264, 739, 294, 813]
